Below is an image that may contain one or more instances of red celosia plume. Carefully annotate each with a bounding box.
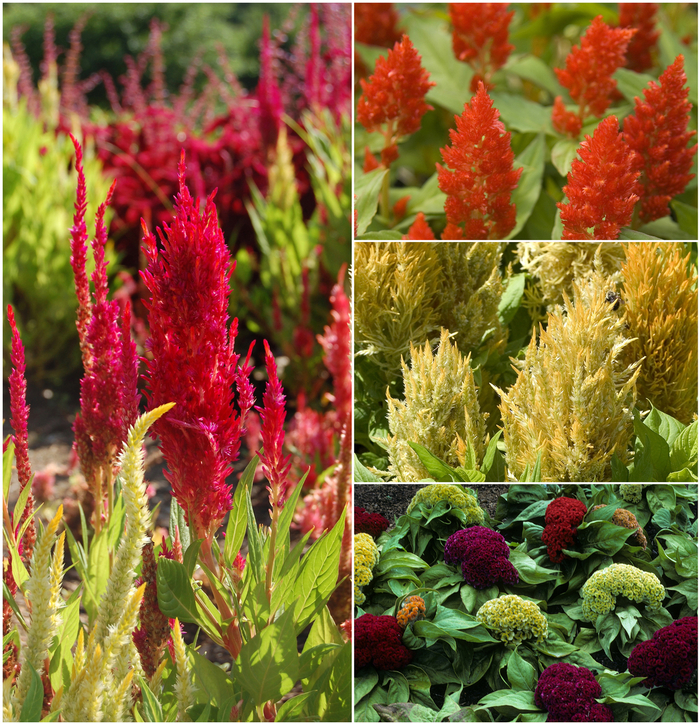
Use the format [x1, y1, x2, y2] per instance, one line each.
[402, 212, 436, 240]
[558, 115, 640, 239]
[449, 3, 515, 92]
[619, 3, 659, 73]
[356, 35, 435, 163]
[355, 3, 403, 48]
[437, 82, 522, 240]
[623, 55, 697, 223]
[141, 151, 255, 541]
[552, 16, 635, 137]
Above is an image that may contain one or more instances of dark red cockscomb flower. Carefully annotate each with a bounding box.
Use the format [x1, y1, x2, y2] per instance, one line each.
[558, 115, 639, 240]
[449, 3, 515, 92]
[444, 526, 519, 589]
[354, 613, 413, 671]
[535, 663, 613, 722]
[437, 82, 522, 240]
[623, 55, 697, 223]
[628, 616, 697, 690]
[355, 507, 390, 538]
[542, 497, 588, 563]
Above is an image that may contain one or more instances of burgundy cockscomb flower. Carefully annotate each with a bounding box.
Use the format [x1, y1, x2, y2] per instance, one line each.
[70, 136, 140, 532]
[402, 212, 436, 240]
[552, 16, 635, 137]
[437, 81, 522, 240]
[354, 613, 413, 670]
[355, 507, 390, 538]
[558, 115, 640, 240]
[444, 526, 519, 589]
[628, 616, 697, 690]
[535, 663, 613, 722]
[619, 3, 659, 73]
[141, 151, 255, 542]
[7, 305, 36, 565]
[623, 55, 697, 223]
[542, 497, 588, 563]
[449, 3, 515, 92]
[257, 340, 293, 508]
[357, 35, 435, 165]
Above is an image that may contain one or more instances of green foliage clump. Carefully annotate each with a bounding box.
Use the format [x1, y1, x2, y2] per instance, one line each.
[407, 484, 484, 525]
[580, 563, 665, 621]
[476, 594, 548, 644]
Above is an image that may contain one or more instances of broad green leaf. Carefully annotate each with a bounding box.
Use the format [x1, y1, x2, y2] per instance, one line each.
[505, 54, 561, 97]
[355, 669, 380, 702]
[183, 539, 203, 579]
[356, 230, 404, 240]
[475, 689, 540, 711]
[407, 442, 459, 482]
[353, 454, 384, 482]
[644, 405, 685, 448]
[671, 200, 698, 238]
[223, 459, 255, 568]
[406, 173, 446, 216]
[507, 649, 537, 691]
[355, 169, 389, 236]
[612, 67, 656, 105]
[244, 479, 264, 582]
[491, 93, 555, 135]
[667, 580, 698, 610]
[169, 499, 191, 555]
[237, 605, 299, 706]
[19, 662, 43, 722]
[618, 227, 664, 241]
[511, 134, 546, 238]
[275, 692, 314, 722]
[156, 557, 199, 624]
[84, 527, 109, 623]
[139, 677, 164, 722]
[273, 469, 308, 559]
[670, 421, 698, 474]
[190, 649, 235, 707]
[551, 138, 580, 178]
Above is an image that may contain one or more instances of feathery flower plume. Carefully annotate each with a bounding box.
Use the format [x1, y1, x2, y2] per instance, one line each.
[357, 34, 435, 166]
[437, 82, 522, 240]
[355, 3, 403, 48]
[7, 305, 36, 564]
[558, 116, 639, 240]
[552, 16, 635, 137]
[402, 212, 436, 240]
[257, 15, 283, 150]
[141, 152, 255, 543]
[619, 3, 659, 73]
[449, 3, 514, 92]
[623, 55, 697, 223]
[69, 135, 140, 534]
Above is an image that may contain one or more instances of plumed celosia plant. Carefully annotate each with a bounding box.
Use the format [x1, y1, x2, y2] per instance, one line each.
[496, 272, 642, 482]
[407, 485, 484, 526]
[619, 3, 660, 73]
[541, 497, 588, 564]
[354, 532, 380, 605]
[621, 242, 698, 424]
[476, 594, 548, 644]
[535, 663, 613, 722]
[354, 507, 390, 538]
[354, 613, 413, 671]
[444, 527, 519, 589]
[396, 595, 426, 629]
[437, 81, 522, 240]
[628, 616, 698, 690]
[580, 563, 665, 621]
[387, 330, 487, 482]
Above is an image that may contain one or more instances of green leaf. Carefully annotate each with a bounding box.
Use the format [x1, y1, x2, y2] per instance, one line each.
[507, 649, 537, 691]
[156, 557, 199, 624]
[293, 509, 346, 632]
[406, 173, 446, 216]
[671, 200, 698, 238]
[491, 93, 555, 135]
[169, 498, 191, 554]
[237, 605, 299, 706]
[505, 53, 561, 97]
[670, 421, 698, 475]
[274, 470, 308, 558]
[245, 479, 265, 583]
[509, 549, 558, 584]
[355, 169, 389, 236]
[612, 67, 657, 105]
[356, 230, 404, 240]
[475, 689, 540, 711]
[634, 414, 671, 482]
[353, 454, 383, 482]
[510, 135, 546, 238]
[190, 649, 235, 707]
[407, 442, 459, 482]
[3, 441, 14, 503]
[138, 677, 164, 722]
[84, 527, 110, 623]
[19, 662, 43, 722]
[355, 669, 380, 702]
[618, 227, 662, 240]
[551, 138, 580, 178]
[667, 580, 698, 610]
[224, 460, 255, 568]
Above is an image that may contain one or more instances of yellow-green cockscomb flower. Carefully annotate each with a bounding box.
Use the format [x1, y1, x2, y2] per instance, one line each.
[619, 483, 643, 504]
[580, 563, 665, 621]
[407, 484, 485, 525]
[476, 594, 548, 644]
[354, 533, 380, 605]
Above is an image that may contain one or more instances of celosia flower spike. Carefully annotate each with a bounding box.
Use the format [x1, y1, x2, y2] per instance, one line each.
[357, 35, 435, 163]
[142, 151, 252, 542]
[257, 14, 283, 150]
[437, 82, 522, 240]
[449, 3, 515, 92]
[623, 55, 697, 223]
[402, 212, 436, 240]
[619, 3, 659, 73]
[552, 16, 635, 136]
[558, 115, 639, 239]
[257, 340, 292, 506]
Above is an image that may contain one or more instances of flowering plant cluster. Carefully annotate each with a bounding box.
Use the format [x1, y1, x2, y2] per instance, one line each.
[355, 482, 697, 722]
[355, 506, 390, 538]
[628, 616, 698, 690]
[541, 497, 588, 563]
[355, 3, 697, 240]
[354, 532, 381, 605]
[444, 527, 519, 589]
[535, 663, 613, 722]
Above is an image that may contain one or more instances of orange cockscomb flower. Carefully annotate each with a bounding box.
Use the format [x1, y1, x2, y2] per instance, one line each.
[623, 55, 697, 224]
[558, 115, 640, 240]
[437, 82, 522, 240]
[402, 212, 436, 240]
[449, 3, 514, 92]
[553, 16, 635, 136]
[357, 34, 435, 165]
[619, 3, 659, 73]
